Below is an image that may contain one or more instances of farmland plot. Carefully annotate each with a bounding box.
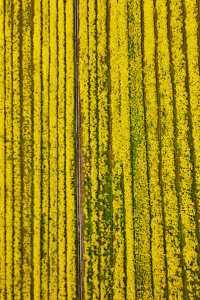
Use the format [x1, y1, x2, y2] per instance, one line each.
[0, 0, 199, 299]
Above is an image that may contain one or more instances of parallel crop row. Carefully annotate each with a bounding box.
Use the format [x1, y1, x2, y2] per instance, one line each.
[0, 0, 77, 299]
[0, 0, 199, 299]
[80, 0, 200, 299]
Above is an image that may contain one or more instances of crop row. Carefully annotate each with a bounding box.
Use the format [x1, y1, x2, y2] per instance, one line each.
[0, 0, 77, 299]
[0, 0, 199, 299]
[79, 0, 200, 299]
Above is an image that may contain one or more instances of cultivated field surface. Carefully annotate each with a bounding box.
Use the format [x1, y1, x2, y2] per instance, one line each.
[0, 0, 199, 299]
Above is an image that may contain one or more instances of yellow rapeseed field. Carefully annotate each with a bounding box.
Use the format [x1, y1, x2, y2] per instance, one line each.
[0, 0, 199, 299]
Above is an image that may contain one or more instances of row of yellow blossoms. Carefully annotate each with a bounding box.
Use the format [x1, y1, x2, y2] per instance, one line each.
[0, 0, 199, 299]
[79, 0, 200, 299]
[0, 0, 77, 299]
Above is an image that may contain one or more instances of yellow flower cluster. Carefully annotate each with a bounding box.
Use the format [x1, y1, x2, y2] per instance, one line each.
[4, 2, 13, 298]
[170, 0, 199, 297]
[110, 1, 126, 298]
[0, 0, 78, 298]
[97, 1, 113, 298]
[49, 0, 59, 298]
[33, 0, 41, 298]
[79, 0, 90, 298]
[57, 0, 66, 297]
[129, 0, 154, 299]
[0, 0, 5, 294]
[66, 1, 77, 298]
[154, 0, 183, 298]
[0, 0, 199, 298]
[118, 0, 135, 299]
